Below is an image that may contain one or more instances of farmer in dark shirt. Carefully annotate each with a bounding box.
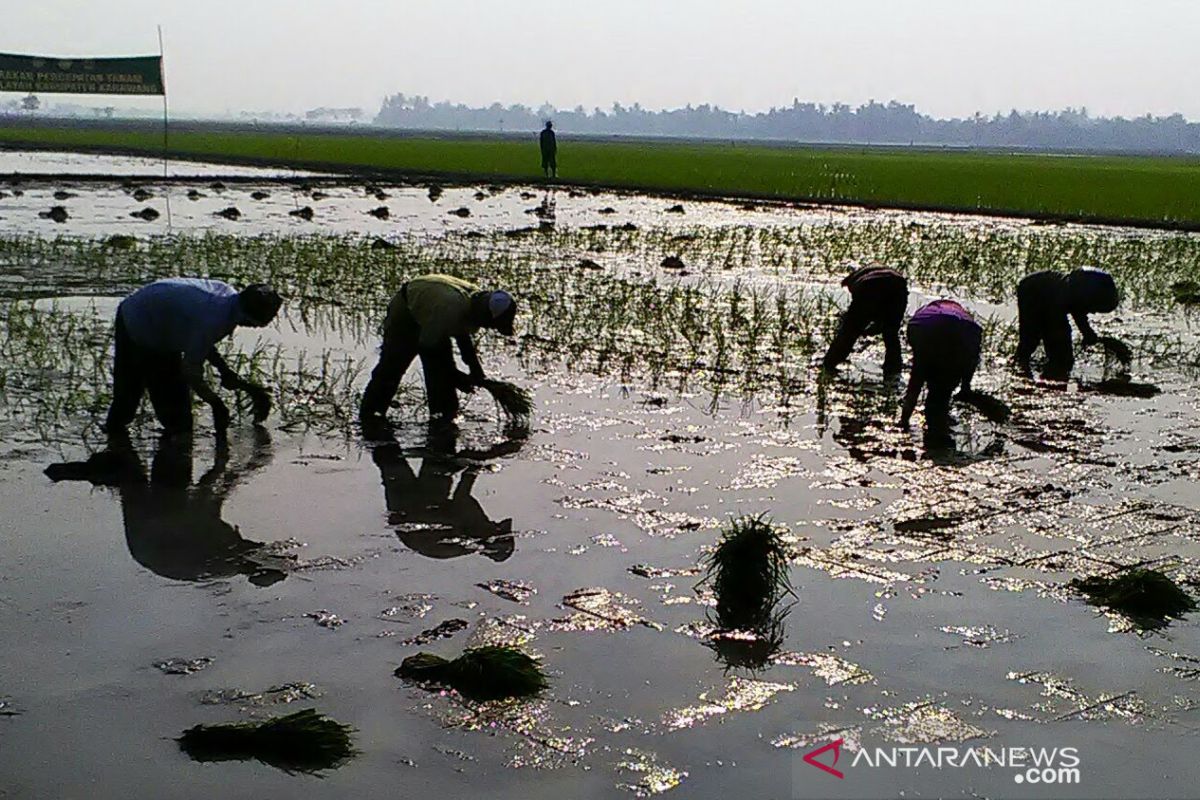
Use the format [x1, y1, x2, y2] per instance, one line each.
[540, 121, 557, 179]
[900, 300, 984, 447]
[360, 274, 518, 423]
[104, 278, 282, 436]
[822, 265, 909, 375]
[1015, 267, 1129, 380]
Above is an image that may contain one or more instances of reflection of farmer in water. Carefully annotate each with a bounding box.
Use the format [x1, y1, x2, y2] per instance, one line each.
[360, 274, 518, 424]
[822, 265, 909, 375]
[371, 424, 522, 561]
[45, 431, 287, 585]
[900, 300, 985, 448]
[540, 121, 557, 179]
[104, 278, 282, 437]
[1015, 267, 1130, 381]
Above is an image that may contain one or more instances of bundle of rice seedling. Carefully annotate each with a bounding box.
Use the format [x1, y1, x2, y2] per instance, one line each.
[479, 379, 533, 421]
[1070, 568, 1197, 630]
[395, 645, 548, 701]
[956, 391, 1011, 424]
[177, 708, 355, 774]
[700, 515, 794, 633]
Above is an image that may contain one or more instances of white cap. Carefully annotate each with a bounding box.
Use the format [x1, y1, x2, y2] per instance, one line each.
[488, 290, 514, 319]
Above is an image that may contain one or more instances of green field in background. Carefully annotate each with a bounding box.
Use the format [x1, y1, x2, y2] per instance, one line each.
[3, 124, 1200, 226]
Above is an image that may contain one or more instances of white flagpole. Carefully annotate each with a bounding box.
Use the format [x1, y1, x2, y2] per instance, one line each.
[158, 25, 172, 230]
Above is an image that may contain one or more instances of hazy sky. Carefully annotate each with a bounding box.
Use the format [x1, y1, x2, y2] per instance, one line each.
[3, 0, 1197, 119]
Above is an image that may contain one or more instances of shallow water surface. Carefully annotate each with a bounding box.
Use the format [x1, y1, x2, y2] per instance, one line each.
[2, 152, 1200, 799]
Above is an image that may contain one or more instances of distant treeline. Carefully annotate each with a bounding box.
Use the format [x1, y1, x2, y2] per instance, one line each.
[375, 94, 1200, 154]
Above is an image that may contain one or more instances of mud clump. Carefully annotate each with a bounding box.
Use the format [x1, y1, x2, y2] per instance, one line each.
[40, 206, 69, 223]
[598, 206, 616, 215]
[1070, 568, 1197, 630]
[53, 190, 76, 200]
[177, 709, 356, 774]
[289, 206, 315, 221]
[250, 190, 270, 200]
[215, 206, 241, 220]
[395, 645, 548, 701]
[1081, 379, 1161, 399]
[577, 258, 602, 270]
[209, 181, 226, 191]
[368, 206, 390, 219]
[105, 234, 138, 250]
[131, 188, 153, 202]
[666, 204, 685, 214]
[449, 207, 471, 218]
[661, 256, 686, 270]
[186, 189, 204, 200]
[427, 185, 443, 201]
[130, 207, 160, 221]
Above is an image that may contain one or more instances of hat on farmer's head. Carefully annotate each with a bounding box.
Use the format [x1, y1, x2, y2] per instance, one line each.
[239, 284, 283, 326]
[488, 290, 516, 336]
[1066, 267, 1118, 313]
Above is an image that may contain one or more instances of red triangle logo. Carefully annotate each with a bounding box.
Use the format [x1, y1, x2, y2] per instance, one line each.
[803, 737, 845, 779]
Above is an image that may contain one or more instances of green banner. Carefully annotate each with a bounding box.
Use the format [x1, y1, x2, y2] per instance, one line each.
[0, 53, 163, 95]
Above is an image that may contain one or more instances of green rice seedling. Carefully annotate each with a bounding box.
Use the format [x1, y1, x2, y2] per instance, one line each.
[177, 708, 356, 774]
[395, 645, 548, 701]
[700, 515, 795, 634]
[1070, 568, 1198, 630]
[478, 379, 533, 421]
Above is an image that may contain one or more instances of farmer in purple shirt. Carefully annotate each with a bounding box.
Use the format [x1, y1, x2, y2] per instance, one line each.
[822, 265, 909, 375]
[900, 299, 1006, 447]
[104, 278, 282, 436]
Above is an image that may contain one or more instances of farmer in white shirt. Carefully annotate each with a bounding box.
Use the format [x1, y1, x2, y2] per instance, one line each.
[104, 278, 282, 435]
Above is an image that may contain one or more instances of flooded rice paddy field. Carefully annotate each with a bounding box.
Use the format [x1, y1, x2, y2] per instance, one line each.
[3, 151, 1200, 798]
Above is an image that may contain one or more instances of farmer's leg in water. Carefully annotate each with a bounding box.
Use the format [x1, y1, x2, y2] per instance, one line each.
[923, 372, 957, 446]
[104, 313, 147, 433]
[145, 351, 194, 433]
[879, 290, 907, 375]
[1041, 314, 1074, 381]
[419, 337, 461, 421]
[360, 295, 420, 419]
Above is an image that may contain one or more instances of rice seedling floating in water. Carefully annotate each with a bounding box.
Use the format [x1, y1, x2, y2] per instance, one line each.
[177, 708, 356, 774]
[479, 379, 533, 421]
[1070, 568, 1197, 630]
[395, 645, 548, 701]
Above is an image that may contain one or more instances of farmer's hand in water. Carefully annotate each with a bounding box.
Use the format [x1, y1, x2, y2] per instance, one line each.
[246, 384, 272, 423]
[456, 371, 478, 393]
[1098, 336, 1132, 364]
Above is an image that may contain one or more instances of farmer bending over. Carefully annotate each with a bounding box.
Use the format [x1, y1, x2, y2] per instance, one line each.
[900, 299, 984, 448]
[104, 278, 282, 436]
[1015, 267, 1130, 381]
[822, 265, 909, 375]
[360, 274, 517, 424]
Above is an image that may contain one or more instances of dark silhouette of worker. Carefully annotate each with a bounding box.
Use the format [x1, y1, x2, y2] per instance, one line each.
[360, 274, 518, 424]
[1015, 267, 1130, 381]
[822, 265, 908, 375]
[539, 121, 557, 179]
[44, 430, 287, 585]
[105, 278, 282, 437]
[370, 423, 523, 561]
[901, 300, 987, 448]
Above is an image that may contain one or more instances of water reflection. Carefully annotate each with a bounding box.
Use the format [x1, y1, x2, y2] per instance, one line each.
[370, 423, 524, 561]
[816, 371, 911, 462]
[45, 430, 288, 585]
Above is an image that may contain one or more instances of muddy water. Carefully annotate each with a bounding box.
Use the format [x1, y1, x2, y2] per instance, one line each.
[3, 155, 1200, 799]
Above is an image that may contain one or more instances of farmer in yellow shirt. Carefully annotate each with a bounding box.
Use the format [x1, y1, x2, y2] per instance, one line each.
[360, 274, 518, 423]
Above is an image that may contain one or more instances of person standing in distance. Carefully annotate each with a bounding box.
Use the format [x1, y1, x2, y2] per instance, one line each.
[104, 278, 282, 436]
[540, 121, 557, 179]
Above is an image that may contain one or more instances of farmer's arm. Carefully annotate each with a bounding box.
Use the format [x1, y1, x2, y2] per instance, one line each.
[205, 348, 271, 422]
[455, 334, 486, 384]
[899, 367, 925, 430]
[1071, 311, 1099, 346]
[183, 361, 230, 432]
